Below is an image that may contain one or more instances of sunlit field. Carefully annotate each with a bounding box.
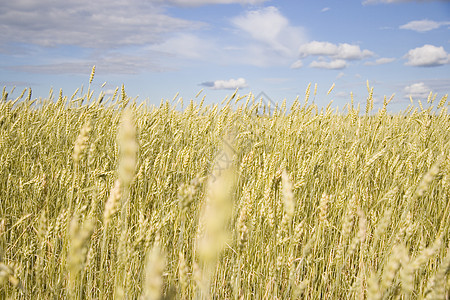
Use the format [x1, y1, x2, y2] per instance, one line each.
[0, 71, 449, 299]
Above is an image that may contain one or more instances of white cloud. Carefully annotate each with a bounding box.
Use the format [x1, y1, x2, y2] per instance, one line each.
[299, 41, 339, 57]
[404, 82, 431, 99]
[10, 51, 168, 74]
[201, 78, 248, 90]
[299, 41, 374, 60]
[1, 0, 317, 75]
[290, 60, 303, 69]
[400, 19, 450, 32]
[0, 0, 212, 74]
[149, 33, 214, 60]
[364, 57, 396, 65]
[337, 43, 374, 60]
[336, 72, 345, 79]
[363, 0, 447, 4]
[0, 0, 204, 49]
[232, 6, 307, 57]
[166, 0, 268, 5]
[2, 0, 286, 74]
[321, 7, 331, 12]
[309, 59, 347, 69]
[404, 44, 450, 67]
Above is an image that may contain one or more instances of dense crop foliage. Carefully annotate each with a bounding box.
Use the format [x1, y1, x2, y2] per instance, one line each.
[0, 77, 449, 299]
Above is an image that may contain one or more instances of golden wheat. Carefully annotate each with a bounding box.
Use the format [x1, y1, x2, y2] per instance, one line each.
[0, 80, 449, 299]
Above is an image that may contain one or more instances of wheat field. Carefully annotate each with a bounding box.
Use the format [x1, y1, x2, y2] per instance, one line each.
[0, 73, 449, 299]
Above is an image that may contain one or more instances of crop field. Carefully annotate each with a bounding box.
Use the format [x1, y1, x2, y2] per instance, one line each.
[0, 75, 449, 299]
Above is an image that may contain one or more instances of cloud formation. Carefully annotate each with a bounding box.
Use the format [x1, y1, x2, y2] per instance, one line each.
[0, 0, 203, 49]
[298, 41, 374, 60]
[309, 59, 347, 69]
[232, 6, 307, 58]
[165, 0, 268, 6]
[294, 41, 374, 69]
[149, 33, 215, 61]
[404, 44, 450, 66]
[9, 51, 168, 74]
[0, 2, 309, 74]
[404, 82, 431, 99]
[290, 60, 303, 69]
[364, 57, 396, 65]
[201, 78, 248, 90]
[363, 0, 447, 4]
[400, 19, 450, 32]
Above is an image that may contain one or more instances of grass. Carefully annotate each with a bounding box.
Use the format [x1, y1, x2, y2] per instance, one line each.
[0, 75, 449, 299]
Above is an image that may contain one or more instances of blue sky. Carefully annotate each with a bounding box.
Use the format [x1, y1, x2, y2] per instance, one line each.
[1, 0, 449, 111]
